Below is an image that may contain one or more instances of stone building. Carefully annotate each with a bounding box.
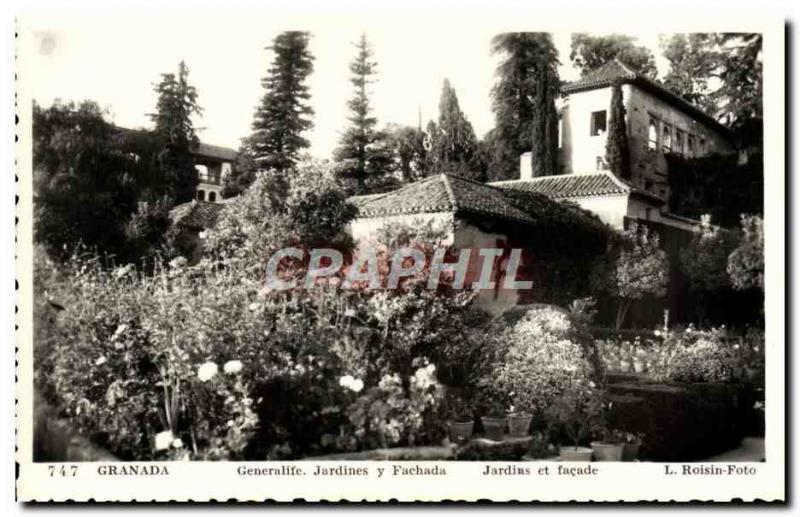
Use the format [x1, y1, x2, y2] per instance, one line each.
[192, 142, 237, 202]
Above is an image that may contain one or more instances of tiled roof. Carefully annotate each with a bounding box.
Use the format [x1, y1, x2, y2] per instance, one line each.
[194, 142, 238, 162]
[169, 200, 226, 231]
[489, 171, 660, 201]
[561, 59, 731, 138]
[350, 174, 576, 226]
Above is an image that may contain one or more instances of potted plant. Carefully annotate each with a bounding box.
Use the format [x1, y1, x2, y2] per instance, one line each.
[506, 399, 533, 438]
[545, 379, 603, 461]
[522, 432, 557, 461]
[621, 431, 645, 461]
[481, 400, 508, 442]
[447, 396, 474, 443]
[590, 428, 625, 462]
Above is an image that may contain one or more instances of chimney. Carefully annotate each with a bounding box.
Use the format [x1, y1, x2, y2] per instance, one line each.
[519, 152, 533, 180]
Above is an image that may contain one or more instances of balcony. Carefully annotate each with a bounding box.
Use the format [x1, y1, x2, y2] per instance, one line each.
[197, 172, 222, 185]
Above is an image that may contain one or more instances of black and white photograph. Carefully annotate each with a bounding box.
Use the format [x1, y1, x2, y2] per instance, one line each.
[11, 4, 786, 503]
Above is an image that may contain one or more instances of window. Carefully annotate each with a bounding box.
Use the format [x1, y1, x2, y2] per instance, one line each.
[662, 124, 672, 152]
[558, 117, 563, 149]
[675, 130, 684, 155]
[648, 119, 659, 150]
[208, 192, 217, 202]
[687, 135, 695, 157]
[196, 190, 205, 201]
[590, 110, 607, 136]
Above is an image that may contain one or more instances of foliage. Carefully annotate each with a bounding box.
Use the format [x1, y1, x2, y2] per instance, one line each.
[666, 152, 763, 228]
[530, 59, 560, 178]
[385, 123, 428, 183]
[149, 60, 203, 204]
[483, 306, 598, 416]
[605, 81, 630, 179]
[343, 362, 446, 449]
[660, 33, 762, 129]
[123, 196, 176, 264]
[249, 31, 315, 175]
[33, 100, 140, 262]
[543, 378, 604, 448]
[333, 34, 396, 194]
[727, 214, 764, 291]
[222, 135, 259, 197]
[679, 215, 739, 293]
[489, 32, 560, 179]
[426, 80, 482, 180]
[205, 159, 357, 269]
[605, 223, 669, 330]
[569, 33, 657, 77]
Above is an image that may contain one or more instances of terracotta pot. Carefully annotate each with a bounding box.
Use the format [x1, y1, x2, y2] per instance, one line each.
[559, 446, 593, 462]
[448, 420, 474, 442]
[481, 417, 507, 441]
[507, 413, 532, 438]
[591, 441, 624, 461]
[621, 441, 641, 461]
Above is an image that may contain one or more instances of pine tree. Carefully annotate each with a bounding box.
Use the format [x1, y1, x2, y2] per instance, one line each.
[427, 79, 480, 179]
[570, 33, 657, 77]
[149, 61, 203, 204]
[334, 34, 394, 194]
[250, 31, 315, 175]
[605, 81, 631, 179]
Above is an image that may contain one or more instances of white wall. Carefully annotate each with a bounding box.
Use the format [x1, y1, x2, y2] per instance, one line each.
[562, 86, 614, 174]
[566, 194, 630, 230]
[348, 212, 454, 244]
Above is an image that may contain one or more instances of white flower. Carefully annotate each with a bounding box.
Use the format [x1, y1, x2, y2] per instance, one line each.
[155, 430, 174, 451]
[339, 375, 364, 393]
[172, 438, 184, 449]
[223, 360, 243, 374]
[94, 356, 107, 367]
[111, 324, 129, 341]
[344, 308, 357, 318]
[113, 264, 134, 279]
[197, 361, 218, 382]
[654, 330, 662, 337]
[169, 256, 188, 269]
[248, 302, 261, 312]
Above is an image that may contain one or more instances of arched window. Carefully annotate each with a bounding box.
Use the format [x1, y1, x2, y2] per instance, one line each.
[208, 192, 217, 202]
[648, 119, 658, 150]
[197, 190, 205, 201]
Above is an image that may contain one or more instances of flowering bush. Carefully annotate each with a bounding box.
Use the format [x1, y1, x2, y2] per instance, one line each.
[484, 305, 599, 415]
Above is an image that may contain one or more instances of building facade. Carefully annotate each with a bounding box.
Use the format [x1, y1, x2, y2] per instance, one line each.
[192, 142, 237, 203]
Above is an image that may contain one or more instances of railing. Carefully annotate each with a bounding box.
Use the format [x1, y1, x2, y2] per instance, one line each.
[197, 173, 222, 185]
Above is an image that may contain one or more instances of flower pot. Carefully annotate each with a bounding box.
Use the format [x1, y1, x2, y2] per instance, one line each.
[621, 441, 641, 461]
[559, 446, 593, 462]
[507, 413, 532, 438]
[590, 441, 624, 461]
[449, 420, 474, 442]
[481, 417, 507, 441]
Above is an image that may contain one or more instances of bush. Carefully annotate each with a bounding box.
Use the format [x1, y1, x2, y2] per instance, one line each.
[482, 305, 599, 415]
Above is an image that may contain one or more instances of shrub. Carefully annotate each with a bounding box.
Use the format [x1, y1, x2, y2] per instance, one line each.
[483, 305, 598, 415]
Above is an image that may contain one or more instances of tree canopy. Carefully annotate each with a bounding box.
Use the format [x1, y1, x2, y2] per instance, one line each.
[426, 79, 481, 180]
[570, 33, 657, 77]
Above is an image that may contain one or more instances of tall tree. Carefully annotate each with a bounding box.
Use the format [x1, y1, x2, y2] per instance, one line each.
[570, 33, 657, 77]
[605, 81, 631, 179]
[427, 79, 481, 179]
[490, 32, 561, 180]
[530, 52, 560, 177]
[250, 31, 315, 175]
[385, 123, 428, 183]
[33, 101, 140, 260]
[334, 34, 395, 194]
[149, 60, 203, 204]
[661, 34, 719, 115]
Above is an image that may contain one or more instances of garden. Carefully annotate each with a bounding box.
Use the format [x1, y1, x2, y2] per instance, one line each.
[33, 160, 765, 463]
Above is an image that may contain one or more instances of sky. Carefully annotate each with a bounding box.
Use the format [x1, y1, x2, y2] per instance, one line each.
[24, 13, 670, 158]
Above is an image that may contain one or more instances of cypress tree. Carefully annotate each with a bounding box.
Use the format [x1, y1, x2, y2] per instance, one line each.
[149, 61, 203, 204]
[530, 64, 559, 178]
[334, 34, 394, 194]
[605, 81, 631, 179]
[427, 79, 480, 179]
[490, 33, 559, 180]
[250, 31, 315, 175]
